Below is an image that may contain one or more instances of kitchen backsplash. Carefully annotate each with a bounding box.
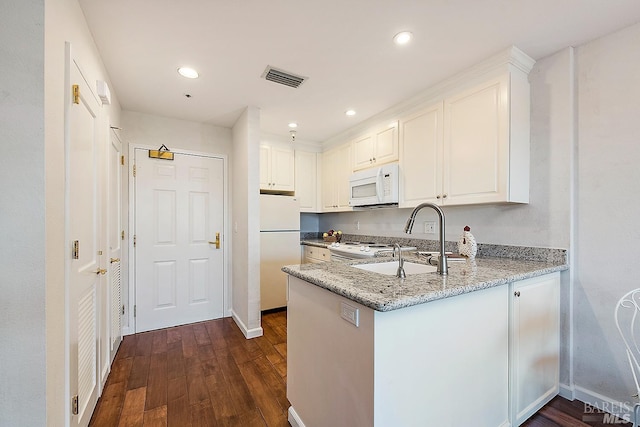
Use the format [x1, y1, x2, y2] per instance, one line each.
[300, 232, 567, 264]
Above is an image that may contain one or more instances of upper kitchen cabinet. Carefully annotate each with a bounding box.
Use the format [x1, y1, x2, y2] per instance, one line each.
[295, 150, 320, 212]
[400, 47, 534, 207]
[352, 121, 399, 171]
[321, 143, 352, 212]
[260, 144, 295, 193]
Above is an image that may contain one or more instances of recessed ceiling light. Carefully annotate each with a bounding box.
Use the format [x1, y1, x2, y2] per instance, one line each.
[345, 110, 356, 117]
[393, 31, 413, 45]
[288, 122, 298, 128]
[177, 67, 199, 79]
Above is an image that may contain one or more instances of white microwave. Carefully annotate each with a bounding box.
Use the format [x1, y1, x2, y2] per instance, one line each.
[349, 163, 399, 207]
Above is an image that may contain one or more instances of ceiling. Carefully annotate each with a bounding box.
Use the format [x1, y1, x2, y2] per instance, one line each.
[79, 0, 640, 143]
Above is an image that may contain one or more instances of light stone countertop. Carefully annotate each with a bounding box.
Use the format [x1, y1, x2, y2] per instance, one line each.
[282, 254, 568, 312]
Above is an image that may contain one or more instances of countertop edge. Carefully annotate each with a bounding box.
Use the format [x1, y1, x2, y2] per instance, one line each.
[283, 262, 568, 312]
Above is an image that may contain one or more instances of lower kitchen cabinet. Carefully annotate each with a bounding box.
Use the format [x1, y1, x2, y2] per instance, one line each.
[286, 272, 560, 427]
[303, 245, 330, 263]
[509, 272, 560, 425]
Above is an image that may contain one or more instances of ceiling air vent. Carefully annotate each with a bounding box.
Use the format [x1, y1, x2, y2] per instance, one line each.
[261, 66, 307, 88]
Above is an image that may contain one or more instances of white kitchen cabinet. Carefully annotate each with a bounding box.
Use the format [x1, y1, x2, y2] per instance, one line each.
[303, 245, 331, 263]
[321, 143, 352, 212]
[352, 121, 399, 171]
[260, 144, 295, 192]
[399, 68, 531, 207]
[286, 270, 560, 427]
[294, 150, 319, 212]
[509, 272, 560, 426]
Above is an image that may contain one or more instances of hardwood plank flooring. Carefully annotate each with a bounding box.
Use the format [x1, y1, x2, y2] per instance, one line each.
[90, 310, 630, 426]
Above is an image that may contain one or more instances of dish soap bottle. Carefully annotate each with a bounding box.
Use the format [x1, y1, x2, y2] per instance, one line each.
[458, 226, 477, 259]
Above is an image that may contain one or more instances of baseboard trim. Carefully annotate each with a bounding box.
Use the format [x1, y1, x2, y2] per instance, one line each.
[231, 310, 263, 339]
[288, 406, 305, 427]
[558, 383, 575, 401]
[573, 384, 634, 424]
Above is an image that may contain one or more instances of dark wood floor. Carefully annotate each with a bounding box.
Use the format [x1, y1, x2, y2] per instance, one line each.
[90, 310, 629, 427]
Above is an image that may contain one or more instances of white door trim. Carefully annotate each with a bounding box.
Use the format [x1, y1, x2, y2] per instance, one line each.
[126, 143, 231, 335]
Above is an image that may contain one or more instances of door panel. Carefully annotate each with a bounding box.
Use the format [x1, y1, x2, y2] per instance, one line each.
[68, 56, 101, 427]
[135, 150, 225, 332]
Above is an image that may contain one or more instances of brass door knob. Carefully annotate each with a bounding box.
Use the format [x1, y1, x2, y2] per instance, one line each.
[95, 268, 107, 275]
[209, 232, 221, 249]
[110, 258, 120, 264]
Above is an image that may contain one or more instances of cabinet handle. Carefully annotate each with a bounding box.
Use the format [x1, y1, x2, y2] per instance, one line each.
[372, 157, 376, 162]
[514, 291, 521, 297]
[442, 194, 447, 199]
[436, 195, 441, 199]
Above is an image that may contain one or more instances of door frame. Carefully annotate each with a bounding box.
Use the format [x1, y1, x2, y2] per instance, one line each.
[126, 144, 231, 335]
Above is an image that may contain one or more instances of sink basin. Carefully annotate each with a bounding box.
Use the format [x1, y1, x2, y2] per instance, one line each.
[352, 261, 437, 276]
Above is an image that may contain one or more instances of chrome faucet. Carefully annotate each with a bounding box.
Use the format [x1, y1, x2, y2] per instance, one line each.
[393, 243, 406, 279]
[404, 202, 448, 275]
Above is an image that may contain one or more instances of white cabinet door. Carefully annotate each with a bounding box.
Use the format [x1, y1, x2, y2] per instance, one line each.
[321, 148, 337, 211]
[260, 144, 295, 192]
[321, 143, 352, 212]
[399, 104, 443, 207]
[510, 272, 560, 426]
[373, 122, 398, 165]
[335, 143, 352, 210]
[352, 134, 375, 170]
[444, 75, 509, 205]
[352, 122, 399, 171]
[295, 150, 319, 212]
[271, 146, 295, 191]
[259, 145, 271, 190]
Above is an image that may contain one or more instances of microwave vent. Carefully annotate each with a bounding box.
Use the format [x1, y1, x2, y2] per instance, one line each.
[261, 66, 307, 88]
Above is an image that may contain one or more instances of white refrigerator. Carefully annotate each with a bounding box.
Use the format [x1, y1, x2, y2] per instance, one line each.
[260, 194, 301, 310]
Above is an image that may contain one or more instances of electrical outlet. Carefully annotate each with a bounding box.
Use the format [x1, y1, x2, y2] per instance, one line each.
[355, 221, 360, 230]
[424, 221, 436, 234]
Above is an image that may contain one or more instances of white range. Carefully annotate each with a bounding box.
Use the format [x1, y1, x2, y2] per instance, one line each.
[328, 241, 416, 261]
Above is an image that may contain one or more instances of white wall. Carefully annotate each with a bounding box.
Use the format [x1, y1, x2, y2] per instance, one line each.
[122, 111, 232, 156]
[0, 1, 46, 425]
[573, 23, 640, 406]
[231, 107, 263, 337]
[44, 0, 122, 424]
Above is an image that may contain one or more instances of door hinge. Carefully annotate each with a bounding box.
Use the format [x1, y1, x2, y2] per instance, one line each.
[121, 230, 125, 241]
[121, 155, 125, 166]
[133, 164, 136, 177]
[71, 394, 79, 415]
[134, 305, 137, 317]
[133, 235, 136, 247]
[72, 240, 79, 259]
[122, 305, 125, 315]
[72, 84, 80, 104]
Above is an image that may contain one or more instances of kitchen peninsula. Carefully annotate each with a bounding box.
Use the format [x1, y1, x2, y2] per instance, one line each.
[283, 250, 568, 427]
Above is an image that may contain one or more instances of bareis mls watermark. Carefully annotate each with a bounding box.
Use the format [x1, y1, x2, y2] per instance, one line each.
[582, 402, 632, 424]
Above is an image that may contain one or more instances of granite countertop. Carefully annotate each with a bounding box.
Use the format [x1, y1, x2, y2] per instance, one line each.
[282, 254, 568, 312]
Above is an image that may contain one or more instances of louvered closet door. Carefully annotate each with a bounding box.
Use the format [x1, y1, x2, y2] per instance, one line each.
[108, 129, 123, 362]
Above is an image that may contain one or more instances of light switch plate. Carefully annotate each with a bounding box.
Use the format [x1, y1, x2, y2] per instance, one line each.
[340, 302, 359, 327]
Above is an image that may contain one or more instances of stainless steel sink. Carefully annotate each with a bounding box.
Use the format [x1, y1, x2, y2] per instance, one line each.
[352, 261, 437, 276]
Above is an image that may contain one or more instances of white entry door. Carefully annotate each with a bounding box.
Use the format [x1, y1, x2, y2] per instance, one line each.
[67, 55, 102, 427]
[134, 150, 225, 332]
